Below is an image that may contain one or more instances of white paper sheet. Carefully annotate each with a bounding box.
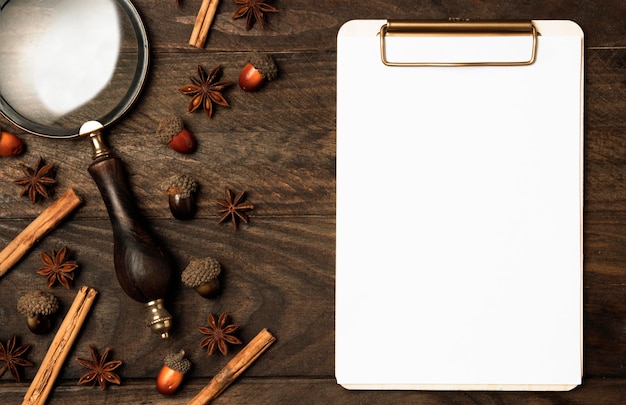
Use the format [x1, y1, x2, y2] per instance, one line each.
[336, 20, 583, 391]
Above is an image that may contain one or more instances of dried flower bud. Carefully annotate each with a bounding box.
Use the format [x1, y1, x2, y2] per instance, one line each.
[181, 257, 222, 298]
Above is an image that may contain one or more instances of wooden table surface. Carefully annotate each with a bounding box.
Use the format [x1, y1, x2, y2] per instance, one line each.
[1, 0, 626, 403]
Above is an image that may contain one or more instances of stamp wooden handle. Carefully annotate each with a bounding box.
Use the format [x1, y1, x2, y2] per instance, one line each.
[88, 156, 174, 303]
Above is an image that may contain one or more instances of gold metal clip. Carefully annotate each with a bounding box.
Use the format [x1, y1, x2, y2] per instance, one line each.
[379, 19, 538, 67]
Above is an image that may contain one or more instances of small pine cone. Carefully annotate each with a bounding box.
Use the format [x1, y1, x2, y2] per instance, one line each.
[164, 350, 192, 374]
[248, 53, 278, 82]
[156, 115, 184, 144]
[181, 257, 221, 288]
[17, 290, 59, 317]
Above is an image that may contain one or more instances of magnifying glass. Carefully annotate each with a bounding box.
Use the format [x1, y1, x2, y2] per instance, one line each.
[0, 0, 175, 338]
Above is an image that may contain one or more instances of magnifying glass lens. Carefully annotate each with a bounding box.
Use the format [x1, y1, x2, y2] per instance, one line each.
[0, 0, 146, 137]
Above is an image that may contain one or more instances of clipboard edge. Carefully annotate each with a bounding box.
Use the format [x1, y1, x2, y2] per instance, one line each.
[337, 382, 581, 392]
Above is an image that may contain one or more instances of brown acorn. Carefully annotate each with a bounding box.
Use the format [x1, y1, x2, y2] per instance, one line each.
[156, 349, 191, 395]
[161, 174, 198, 220]
[156, 115, 196, 154]
[0, 129, 25, 157]
[181, 257, 222, 298]
[17, 290, 59, 334]
[238, 53, 278, 92]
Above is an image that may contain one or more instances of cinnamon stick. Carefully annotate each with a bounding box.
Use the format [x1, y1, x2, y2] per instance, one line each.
[188, 328, 276, 405]
[23, 286, 98, 405]
[189, 0, 210, 46]
[0, 188, 82, 277]
[189, 0, 220, 48]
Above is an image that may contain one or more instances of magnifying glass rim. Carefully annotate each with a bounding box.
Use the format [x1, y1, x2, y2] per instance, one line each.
[0, 0, 149, 139]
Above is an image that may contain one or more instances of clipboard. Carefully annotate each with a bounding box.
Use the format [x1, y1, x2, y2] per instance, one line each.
[335, 20, 583, 391]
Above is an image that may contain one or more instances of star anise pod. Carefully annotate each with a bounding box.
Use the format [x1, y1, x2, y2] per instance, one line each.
[214, 187, 254, 230]
[232, 0, 278, 30]
[37, 245, 78, 289]
[179, 65, 234, 118]
[0, 335, 33, 383]
[13, 156, 56, 204]
[76, 345, 122, 390]
[199, 312, 242, 355]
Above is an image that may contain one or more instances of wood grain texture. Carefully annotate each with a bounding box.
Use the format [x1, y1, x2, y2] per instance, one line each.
[1, 0, 626, 403]
[2, 377, 626, 404]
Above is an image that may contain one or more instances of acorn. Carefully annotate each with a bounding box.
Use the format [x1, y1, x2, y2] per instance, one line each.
[156, 349, 191, 395]
[17, 290, 59, 334]
[238, 53, 278, 92]
[181, 257, 222, 298]
[161, 174, 198, 220]
[0, 128, 25, 157]
[156, 115, 196, 154]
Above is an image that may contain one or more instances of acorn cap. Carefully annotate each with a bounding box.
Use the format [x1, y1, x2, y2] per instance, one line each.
[160, 174, 198, 198]
[17, 290, 59, 317]
[156, 115, 184, 144]
[248, 53, 278, 82]
[181, 257, 221, 288]
[164, 350, 192, 374]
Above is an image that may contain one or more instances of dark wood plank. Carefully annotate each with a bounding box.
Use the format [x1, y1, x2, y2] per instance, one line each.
[2, 377, 626, 404]
[2, 0, 626, 403]
[582, 47, 626, 379]
[0, 217, 335, 379]
[135, 0, 626, 50]
[0, 50, 336, 220]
